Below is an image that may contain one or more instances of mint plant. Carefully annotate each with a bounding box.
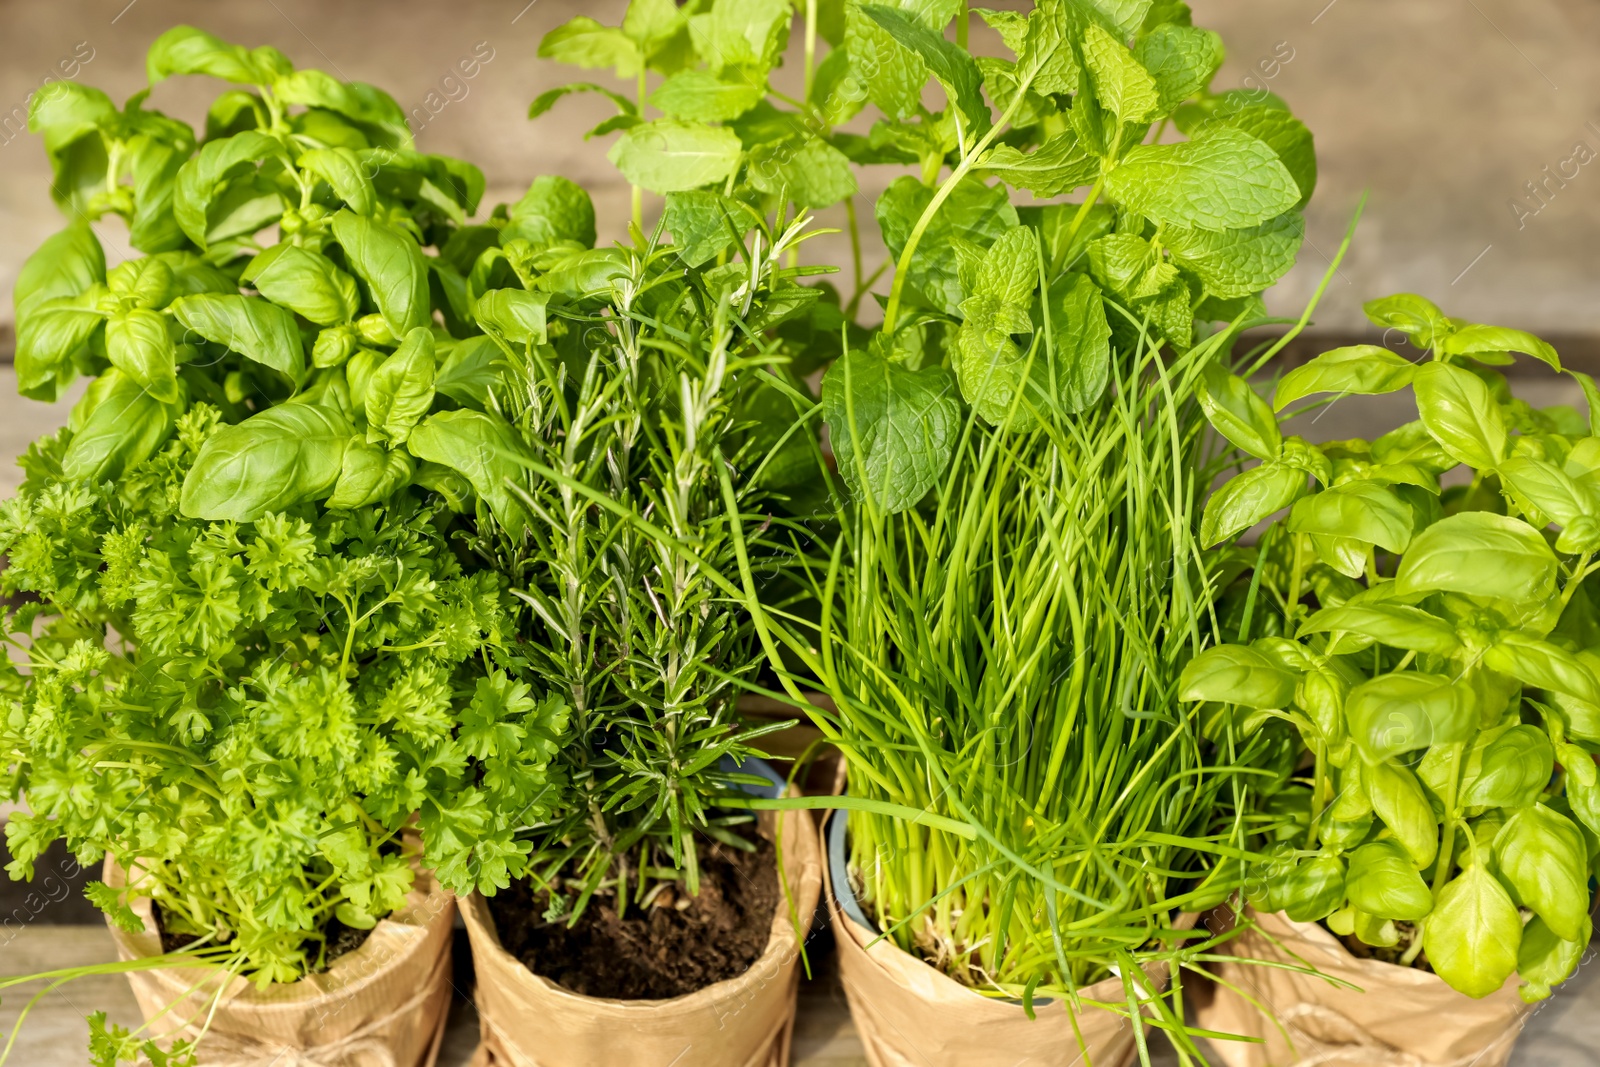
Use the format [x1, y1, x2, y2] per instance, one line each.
[1182, 294, 1600, 1001]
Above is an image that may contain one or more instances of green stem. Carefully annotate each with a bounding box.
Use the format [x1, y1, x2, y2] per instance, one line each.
[881, 89, 1030, 332]
[804, 0, 818, 103]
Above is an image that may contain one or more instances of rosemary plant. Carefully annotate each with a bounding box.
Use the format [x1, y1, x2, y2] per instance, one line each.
[454, 211, 827, 914]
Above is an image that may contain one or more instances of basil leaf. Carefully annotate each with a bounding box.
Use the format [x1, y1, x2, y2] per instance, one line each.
[242, 243, 360, 326]
[1557, 742, 1600, 832]
[15, 292, 105, 403]
[1199, 461, 1306, 548]
[1286, 481, 1412, 553]
[365, 328, 437, 446]
[1366, 759, 1438, 868]
[1424, 861, 1521, 998]
[1395, 512, 1557, 606]
[1482, 632, 1600, 706]
[331, 209, 430, 337]
[434, 337, 503, 410]
[1299, 603, 1461, 658]
[606, 121, 743, 194]
[1412, 361, 1507, 469]
[105, 309, 180, 404]
[408, 410, 531, 534]
[174, 131, 284, 248]
[1363, 292, 1450, 349]
[1178, 643, 1297, 709]
[1272, 345, 1417, 410]
[1498, 456, 1591, 528]
[297, 147, 376, 216]
[1277, 854, 1345, 923]
[15, 220, 105, 315]
[171, 293, 305, 383]
[326, 438, 415, 509]
[1440, 324, 1560, 371]
[147, 25, 292, 85]
[1345, 839, 1433, 922]
[1493, 804, 1588, 942]
[474, 290, 549, 346]
[1517, 915, 1588, 1003]
[1105, 128, 1299, 231]
[1346, 672, 1475, 762]
[821, 350, 961, 514]
[1460, 725, 1554, 810]
[181, 404, 356, 520]
[107, 259, 177, 309]
[62, 369, 181, 483]
[1163, 213, 1303, 300]
[28, 81, 116, 207]
[1198, 362, 1280, 461]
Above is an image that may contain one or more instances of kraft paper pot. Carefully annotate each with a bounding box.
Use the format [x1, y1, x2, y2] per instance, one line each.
[823, 811, 1185, 1067]
[1194, 908, 1529, 1067]
[103, 852, 456, 1067]
[462, 783, 823, 1067]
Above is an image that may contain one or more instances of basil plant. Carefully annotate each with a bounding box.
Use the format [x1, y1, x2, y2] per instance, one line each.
[14, 26, 502, 521]
[1183, 292, 1600, 1002]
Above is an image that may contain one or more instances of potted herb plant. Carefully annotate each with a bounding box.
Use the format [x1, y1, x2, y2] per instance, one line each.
[1, 26, 560, 1066]
[1182, 294, 1600, 1066]
[403, 194, 830, 1064]
[694, 0, 1336, 1063]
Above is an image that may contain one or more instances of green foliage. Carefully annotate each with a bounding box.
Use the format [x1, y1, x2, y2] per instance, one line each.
[417, 217, 825, 915]
[1184, 296, 1600, 1002]
[13, 26, 522, 526]
[0, 410, 558, 992]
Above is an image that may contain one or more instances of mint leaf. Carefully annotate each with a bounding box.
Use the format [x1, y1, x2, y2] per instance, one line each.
[822, 350, 961, 513]
[876, 174, 1018, 317]
[1042, 272, 1113, 413]
[1163, 212, 1304, 298]
[663, 190, 747, 267]
[861, 5, 991, 139]
[539, 17, 643, 78]
[748, 135, 858, 208]
[1105, 127, 1299, 230]
[649, 69, 765, 122]
[982, 131, 1099, 197]
[1197, 104, 1318, 209]
[1133, 23, 1222, 111]
[606, 120, 743, 194]
[1081, 22, 1159, 126]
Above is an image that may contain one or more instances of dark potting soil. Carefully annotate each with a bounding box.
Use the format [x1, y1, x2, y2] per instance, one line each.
[154, 902, 373, 971]
[489, 834, 780, 1000]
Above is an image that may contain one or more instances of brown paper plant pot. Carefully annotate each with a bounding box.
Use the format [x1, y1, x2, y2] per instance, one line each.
[823, 811, 1188, 1067]
[103, 851, 457, 1066]
[463, 759, 824, 1067]
[1194, 908, 1529, 1067]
